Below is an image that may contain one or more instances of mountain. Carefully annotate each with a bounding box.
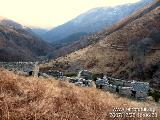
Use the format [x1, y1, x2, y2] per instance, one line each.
[48, 0, 155, 59]
[0, 17, 24, 29]
[47, 32, 89, 59]
[31, 28, 48, 38]
[44, 0, 153, 43]
[0, 17, 41, 37]
[41, 0, 160, 89]
[47, 32, 102, 59]
[0, 17, 54, 62]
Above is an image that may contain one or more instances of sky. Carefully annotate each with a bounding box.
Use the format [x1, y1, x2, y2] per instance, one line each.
[0, 0, 140, 28]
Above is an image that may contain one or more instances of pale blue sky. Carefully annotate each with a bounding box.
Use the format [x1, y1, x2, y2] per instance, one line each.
[0, 0, 140, 28]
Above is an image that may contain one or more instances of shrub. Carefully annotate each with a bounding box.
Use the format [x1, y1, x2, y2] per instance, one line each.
[92, 73, 104, 81]
[148, 90, 160, 102]
[64, 72, 77, 77]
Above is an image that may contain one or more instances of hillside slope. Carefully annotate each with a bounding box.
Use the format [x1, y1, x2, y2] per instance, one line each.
[41, 0, 160, 89]
[0, 69, 159, 120]
[0, 19, 53, 61]
[49, 0, 157, 59]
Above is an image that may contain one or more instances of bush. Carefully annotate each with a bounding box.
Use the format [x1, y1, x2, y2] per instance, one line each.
[92, 73, 104, 81]
[65, 72, 77, 77]
[148, 90, 160, 102]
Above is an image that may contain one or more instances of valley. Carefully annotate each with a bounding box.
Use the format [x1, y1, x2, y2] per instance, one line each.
[0, 0, 160, 119]
[40, 0, 160, 90]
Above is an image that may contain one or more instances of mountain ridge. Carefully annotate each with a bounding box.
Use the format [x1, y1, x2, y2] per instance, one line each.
[44, 0, 153, 43]
[48, 0, 156, 59]
[0, 18, 54, 61]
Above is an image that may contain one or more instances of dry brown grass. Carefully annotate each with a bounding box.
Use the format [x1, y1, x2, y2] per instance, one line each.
[0, 68, 160, 120]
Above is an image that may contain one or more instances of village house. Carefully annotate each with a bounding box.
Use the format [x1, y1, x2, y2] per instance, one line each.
[96, 76, 150, 100]
[131, 81, 149, 100]
[0, 63, 150, 100]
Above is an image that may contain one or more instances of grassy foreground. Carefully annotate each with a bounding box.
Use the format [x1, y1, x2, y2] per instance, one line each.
[0, 69, 159, 120]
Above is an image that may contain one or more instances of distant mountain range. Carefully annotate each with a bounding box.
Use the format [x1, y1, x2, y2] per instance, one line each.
[0, 17, 54, 62]
[31, 28, 48, 38]
[43, 0, 153, 44]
